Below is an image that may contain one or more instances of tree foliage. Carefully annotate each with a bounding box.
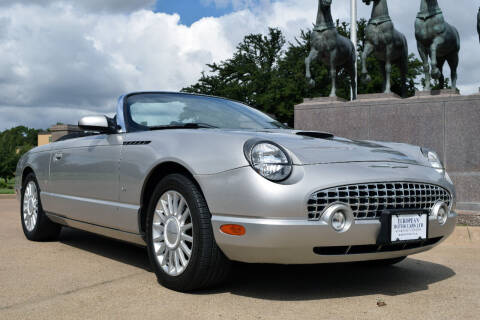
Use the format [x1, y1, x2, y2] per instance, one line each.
[0, 126, 39, 181]
[183, 21, 424, 126]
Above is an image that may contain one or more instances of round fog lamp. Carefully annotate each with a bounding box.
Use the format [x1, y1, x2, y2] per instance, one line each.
[432, 202, 449, 226]
[331, 211, 346, 231]
[321, 204, 353, 233]
[437, 207, 448, 225]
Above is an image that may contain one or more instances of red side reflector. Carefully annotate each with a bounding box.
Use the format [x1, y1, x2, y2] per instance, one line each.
[220, 224, 246, 236]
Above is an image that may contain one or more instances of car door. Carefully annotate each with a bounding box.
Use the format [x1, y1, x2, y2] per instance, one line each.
[42, 133, 125, 230]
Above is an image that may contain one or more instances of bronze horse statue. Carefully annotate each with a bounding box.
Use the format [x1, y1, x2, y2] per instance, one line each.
[415, 0, 460, 90]
[305, 0, 357, 99]
[477, 8, 480, 43]
[361, 0, 408, 96]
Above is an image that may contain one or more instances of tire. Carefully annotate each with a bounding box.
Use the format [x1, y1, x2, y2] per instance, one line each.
[21, 173, 61, 241]
[146, 174, 231, 292]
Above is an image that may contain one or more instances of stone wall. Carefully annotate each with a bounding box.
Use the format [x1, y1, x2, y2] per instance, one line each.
[294, 91, 480, 211]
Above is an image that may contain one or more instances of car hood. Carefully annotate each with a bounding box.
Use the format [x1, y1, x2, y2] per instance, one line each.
[128, 129, 431, 175]
[228, 129, 427, 166]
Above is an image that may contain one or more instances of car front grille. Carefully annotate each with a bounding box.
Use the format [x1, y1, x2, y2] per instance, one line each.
[307, 182, 452, 220]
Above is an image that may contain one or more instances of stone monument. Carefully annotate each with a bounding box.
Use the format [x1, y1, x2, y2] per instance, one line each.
[295, 0, 478, 211]
[360, 0, 408, 97]
[305, 0, 357, 100]
[415, 0, 460, 90]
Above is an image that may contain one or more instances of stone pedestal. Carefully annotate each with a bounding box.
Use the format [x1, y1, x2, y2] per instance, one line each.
[301, 96, 347, 104]
[294, 93, 480, 211]
[357, 92, 401, 100]
[414, 88, 460, 97]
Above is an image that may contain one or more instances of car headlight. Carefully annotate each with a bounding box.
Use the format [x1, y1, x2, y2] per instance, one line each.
[421, 148, 443, 170]
[245, 141, 292, 181]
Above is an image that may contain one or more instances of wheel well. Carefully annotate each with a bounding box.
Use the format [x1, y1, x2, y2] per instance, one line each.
[139, 162, 202, 235]
[22, 167, 34, 186]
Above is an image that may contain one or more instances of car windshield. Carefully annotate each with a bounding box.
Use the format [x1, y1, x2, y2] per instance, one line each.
[126, 93, 287, 130]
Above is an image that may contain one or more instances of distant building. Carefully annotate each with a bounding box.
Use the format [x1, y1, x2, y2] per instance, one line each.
[37, 124, 82, 146]
[37, 132, 52, 146]
[49, 124, 82, 142]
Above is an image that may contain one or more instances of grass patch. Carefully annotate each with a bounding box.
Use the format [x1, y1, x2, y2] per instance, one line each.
[0, 178, 15, 193]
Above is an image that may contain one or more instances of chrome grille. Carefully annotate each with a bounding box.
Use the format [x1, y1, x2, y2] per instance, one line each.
[307, 182, 452, 220]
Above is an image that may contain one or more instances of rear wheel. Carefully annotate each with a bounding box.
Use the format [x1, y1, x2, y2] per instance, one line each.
[21, 173, 61, 241]
[146, 174, 231, 292]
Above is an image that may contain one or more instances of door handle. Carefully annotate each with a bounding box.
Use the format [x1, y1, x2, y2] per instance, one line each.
[54, 152, 63, 161]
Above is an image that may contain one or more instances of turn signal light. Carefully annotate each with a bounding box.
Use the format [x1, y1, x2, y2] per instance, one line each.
[220, 224, 246, 236]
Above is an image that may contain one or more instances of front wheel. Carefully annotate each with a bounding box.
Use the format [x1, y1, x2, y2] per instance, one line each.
[146, 174, 231, 292]
[21, 173, 61, 241]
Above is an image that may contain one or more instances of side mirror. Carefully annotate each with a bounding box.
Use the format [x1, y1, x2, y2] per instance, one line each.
[78, 115, 116, 134]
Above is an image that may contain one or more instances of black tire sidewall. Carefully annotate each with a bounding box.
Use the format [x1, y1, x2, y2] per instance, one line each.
[146, 174, 206, 291]
[21, 173, 44, 239]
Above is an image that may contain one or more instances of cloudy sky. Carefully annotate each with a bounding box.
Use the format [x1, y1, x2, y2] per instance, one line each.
[0, 0, 479, 130]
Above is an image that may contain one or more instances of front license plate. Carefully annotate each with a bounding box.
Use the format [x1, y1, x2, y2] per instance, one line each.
[391, 214, 427, 242]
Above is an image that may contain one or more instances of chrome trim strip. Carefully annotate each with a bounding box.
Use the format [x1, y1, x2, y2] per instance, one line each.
[41, 192, 140, 210]
[46, 212, 146, 246]
[212, 215, 328, 226]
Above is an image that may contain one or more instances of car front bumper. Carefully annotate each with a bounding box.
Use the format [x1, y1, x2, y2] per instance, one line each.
[197, 163, 457, 264]
[211, 212, 457, 264]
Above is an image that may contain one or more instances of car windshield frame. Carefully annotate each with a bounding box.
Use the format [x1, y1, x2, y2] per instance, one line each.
[123, 92, 287, 132]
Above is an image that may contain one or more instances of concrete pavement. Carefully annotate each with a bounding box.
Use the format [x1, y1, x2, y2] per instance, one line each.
[1, 199, 479, 320]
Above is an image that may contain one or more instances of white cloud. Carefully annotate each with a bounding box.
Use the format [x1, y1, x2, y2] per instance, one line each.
[0, 0, 155, 13]
[0, 0, 479, 130]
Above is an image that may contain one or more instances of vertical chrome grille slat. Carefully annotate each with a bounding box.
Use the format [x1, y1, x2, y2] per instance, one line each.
[307, 182, 452, 221]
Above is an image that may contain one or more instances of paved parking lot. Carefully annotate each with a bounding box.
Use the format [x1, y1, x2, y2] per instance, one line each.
[1, 198, 479, 320]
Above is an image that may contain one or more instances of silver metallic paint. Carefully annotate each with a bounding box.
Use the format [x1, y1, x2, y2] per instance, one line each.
[15, 92, 457, 264]
[211, 212, 456, 264]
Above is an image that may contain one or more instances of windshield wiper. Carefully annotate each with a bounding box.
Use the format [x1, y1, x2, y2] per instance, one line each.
[149, 123, 218, 130]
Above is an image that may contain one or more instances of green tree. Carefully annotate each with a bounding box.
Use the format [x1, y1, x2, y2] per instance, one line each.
[183, 28, 288, 120]
[183, 21, 424, 126]
[0, 126, 39, 181]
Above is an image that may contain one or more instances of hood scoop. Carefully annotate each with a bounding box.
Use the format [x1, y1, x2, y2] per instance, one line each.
[296, 131, 334, 139]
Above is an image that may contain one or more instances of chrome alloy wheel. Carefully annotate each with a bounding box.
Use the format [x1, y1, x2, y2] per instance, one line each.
[23, 181, 39, 232]
[152, 190, 193, 277]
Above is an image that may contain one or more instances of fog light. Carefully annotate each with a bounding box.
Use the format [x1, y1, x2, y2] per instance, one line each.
[321, 204, 353, 233]
[332, 211, 346, 231]
[432, 202, 449, 226]
[437, 207, 448, 225]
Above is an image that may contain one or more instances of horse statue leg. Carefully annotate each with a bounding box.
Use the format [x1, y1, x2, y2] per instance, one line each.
[399, 51, 408, 97]
[399, 35, 409, 97]
[305, 48, 319, 87]
[437, 58, 446, 88]
[447, 52, 459, 89]
[328, 50, 337, 97]
[417, 42, 431, 91]
[348, 51, 357, 100]
[384, 43, 394, 93]
[429, 36, 445, 82]
[361, 41, 374, 83]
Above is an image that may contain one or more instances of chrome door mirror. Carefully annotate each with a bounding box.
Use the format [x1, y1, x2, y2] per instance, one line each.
[78, 115, 116, 134]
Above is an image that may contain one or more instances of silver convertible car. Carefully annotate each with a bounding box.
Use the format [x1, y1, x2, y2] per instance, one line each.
[16, 92, 456, 291]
